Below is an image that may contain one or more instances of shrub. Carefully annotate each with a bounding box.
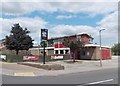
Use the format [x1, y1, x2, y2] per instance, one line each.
[6, 54, 23, 62]
[38, 54, 70, 62]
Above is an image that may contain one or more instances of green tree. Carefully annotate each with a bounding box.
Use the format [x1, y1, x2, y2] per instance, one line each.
[5, 23, 33, 54]
[40, 41, 47, 47]
[112, 43, 120, 55]
[69, 41, 78, 62]
[64, 37, 84, 62]
[63, 37, 71, 47]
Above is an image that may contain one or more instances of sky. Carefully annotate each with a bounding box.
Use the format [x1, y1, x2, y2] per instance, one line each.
[0, 0, 119, 47]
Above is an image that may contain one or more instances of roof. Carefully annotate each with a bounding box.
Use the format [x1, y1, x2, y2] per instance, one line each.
[48, 33, 93, 40]
[29, 47, 54, 50]
[79, 34, 94, 39]
[85, 44, 111, 48]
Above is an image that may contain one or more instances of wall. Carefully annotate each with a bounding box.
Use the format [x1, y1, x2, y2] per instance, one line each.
[30, 49, 39, 56]
[80, 47, 95, 60]
[93, 47, 111, 60]
[102, 48, 111, 59]
[80, 35, 91, 44]
[47, 49, 54, 55]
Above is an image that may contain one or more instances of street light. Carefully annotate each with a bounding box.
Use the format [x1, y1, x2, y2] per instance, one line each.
[99, 29, 105, 67]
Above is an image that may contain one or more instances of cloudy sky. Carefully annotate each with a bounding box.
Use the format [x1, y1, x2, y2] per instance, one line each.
[1, 0, 118, 47]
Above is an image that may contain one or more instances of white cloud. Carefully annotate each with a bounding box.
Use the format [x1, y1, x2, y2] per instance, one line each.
[1, 17, 47, 45]
[97, 11, 118, 29]
[56, 15, 76, 19]
[49, 24, 98, 38]
[80, 2, 117, 16]
[49, 21, 118, 46]
[1, 12, 118, 46]
[97, 11, 118, 39]
[1, 1, 118, 46]
[94, 11, 118, 46]
[2, 2, 57, 16]
[1, 0, 119, 2]
[2, 2, 117, 16]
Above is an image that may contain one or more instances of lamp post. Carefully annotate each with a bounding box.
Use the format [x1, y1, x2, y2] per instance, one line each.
[99, 29, 105, 67]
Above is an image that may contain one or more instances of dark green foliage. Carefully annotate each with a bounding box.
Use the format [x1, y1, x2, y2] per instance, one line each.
[112, 43, 120, 55]
[34, 55, 70, 63]
[5, 23, 33, 54]
[69, 41, 78, 52]
[63, 37, 71, 47]
[64, 37, 84, 51]
[5, 54, 23, 62]
[40, 41, 47, 47]
[76, 40, 84, 49]
[64, 39, 84, 62]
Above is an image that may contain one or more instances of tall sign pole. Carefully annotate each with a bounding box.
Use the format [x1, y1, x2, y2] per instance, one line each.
[41, 29, 48, 64]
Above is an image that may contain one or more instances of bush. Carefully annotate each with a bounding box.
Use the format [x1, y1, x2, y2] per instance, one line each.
[38, 54, 70, 62]
[6, 54, 23, 62]
[4, 54, 70, 63]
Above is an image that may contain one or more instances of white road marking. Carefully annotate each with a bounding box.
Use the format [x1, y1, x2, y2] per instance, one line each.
[87, 79, 114, 85]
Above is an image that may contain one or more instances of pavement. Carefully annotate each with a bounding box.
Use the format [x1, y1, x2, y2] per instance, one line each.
[0, 56, 118, 76]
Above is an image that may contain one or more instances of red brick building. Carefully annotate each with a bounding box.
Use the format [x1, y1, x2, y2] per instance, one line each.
[30, 33, 111, 60]
[46, 34, 93, 56]
[47, 34, 93, 48]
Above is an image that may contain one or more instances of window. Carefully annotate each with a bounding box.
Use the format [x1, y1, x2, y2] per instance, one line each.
[55, 50, 58, 54]
[65, 50, 69, 54]
[60, 50, 64, 54]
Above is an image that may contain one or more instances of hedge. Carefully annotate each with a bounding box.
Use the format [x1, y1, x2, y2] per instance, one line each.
[2, 53, 70, 63]
[5, 54, 23, 62]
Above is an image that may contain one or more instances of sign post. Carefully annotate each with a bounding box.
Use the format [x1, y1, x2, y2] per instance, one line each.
[41, 29, 48, 64]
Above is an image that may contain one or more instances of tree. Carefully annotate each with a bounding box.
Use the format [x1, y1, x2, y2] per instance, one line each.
[40, 41, 47, 47]
[63, 37, 71, 47]
[64, 37, 84, 62]
[69, 41, 78, 62]
[112, 43, 120, 55]
[5, 23, 33, 54]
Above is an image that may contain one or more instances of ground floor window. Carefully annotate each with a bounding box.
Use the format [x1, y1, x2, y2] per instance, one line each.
[54, 49, 70, 55]
[65, 50, 69, 54]
[55, 50, 58, 54]
[60, 50, 64, 54]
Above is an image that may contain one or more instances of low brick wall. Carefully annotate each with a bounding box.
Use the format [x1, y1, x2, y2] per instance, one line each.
[17, 62, 64, 70]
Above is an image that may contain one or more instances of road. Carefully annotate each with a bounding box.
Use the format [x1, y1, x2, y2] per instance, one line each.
[2, 68, 118, 85]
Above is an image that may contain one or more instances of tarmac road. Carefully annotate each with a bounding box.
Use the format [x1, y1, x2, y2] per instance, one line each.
[2, 68, 118, 85]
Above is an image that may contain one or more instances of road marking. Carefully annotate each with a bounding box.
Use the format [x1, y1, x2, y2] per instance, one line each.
[14, 72, 35, 76]
[87, 79, 113, 85]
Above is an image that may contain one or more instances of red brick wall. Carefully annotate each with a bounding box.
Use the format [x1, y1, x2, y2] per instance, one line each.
[80, 35, 91, 44]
